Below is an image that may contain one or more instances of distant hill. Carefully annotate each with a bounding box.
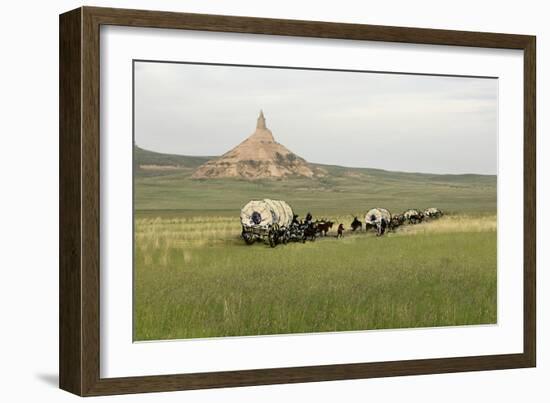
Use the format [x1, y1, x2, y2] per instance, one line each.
[135, 145, 211, 169]
[134, 143, 497, 215]
[135, 144, 495, 184]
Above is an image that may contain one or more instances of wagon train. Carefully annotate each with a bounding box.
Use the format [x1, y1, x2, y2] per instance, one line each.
[241, 199, 444, 245]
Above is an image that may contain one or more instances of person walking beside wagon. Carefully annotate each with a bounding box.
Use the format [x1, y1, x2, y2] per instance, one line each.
[337, 223, 345, 238]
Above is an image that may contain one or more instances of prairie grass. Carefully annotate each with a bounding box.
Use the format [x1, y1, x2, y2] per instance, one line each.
[395, 214, 497, 235]
[133, 148, 498, 340]
[134, 213, 497, 341]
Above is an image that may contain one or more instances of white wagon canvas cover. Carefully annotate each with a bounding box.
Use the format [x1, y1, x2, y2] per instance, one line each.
[403, 209, 421, 219]
[365, 208, 391, 224]
[240, 199, 294, 228]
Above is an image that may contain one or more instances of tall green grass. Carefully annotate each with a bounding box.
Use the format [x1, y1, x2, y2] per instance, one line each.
[133, 154, 497, 341]
[134, 215, 497, 341]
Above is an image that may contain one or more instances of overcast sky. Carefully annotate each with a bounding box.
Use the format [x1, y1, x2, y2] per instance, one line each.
[134, 61, 497, 175]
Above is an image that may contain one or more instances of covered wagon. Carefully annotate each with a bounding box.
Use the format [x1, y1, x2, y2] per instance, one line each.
[240, 199, 294, 247]
[403, 209, 424, 224]
[365, 208, 392, 236]
[423, 207, 443, 219]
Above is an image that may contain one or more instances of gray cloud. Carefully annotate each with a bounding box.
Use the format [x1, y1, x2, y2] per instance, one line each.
[134, 61, 497, 175]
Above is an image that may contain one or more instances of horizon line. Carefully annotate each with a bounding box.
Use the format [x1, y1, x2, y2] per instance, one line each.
[135, 144, 497, 177]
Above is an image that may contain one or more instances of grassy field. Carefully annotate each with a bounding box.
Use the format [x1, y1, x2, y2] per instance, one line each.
[134, 147, 497, 215]
[134, 147, 497, 341]
[134, 215, 497, 340]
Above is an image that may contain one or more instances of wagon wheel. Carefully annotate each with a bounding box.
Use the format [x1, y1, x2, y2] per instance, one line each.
[242, 228, 255, 245]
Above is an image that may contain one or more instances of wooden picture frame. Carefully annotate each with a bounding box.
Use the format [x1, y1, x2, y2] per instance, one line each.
[59, 6, 536, 396]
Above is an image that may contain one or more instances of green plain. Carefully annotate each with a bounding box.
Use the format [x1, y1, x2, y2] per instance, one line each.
[134, 148, 497, 340]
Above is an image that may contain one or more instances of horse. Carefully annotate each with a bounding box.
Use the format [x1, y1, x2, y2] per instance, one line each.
[350, 217, 362, 231]
[302, 221, 317, 242]
[316, 220, 334, 236]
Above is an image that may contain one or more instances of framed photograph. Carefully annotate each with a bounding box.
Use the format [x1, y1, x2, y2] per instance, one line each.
[59, 6, 536, 396]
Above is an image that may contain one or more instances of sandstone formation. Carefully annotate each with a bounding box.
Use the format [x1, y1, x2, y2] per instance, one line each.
[191, 111, 319, 180]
